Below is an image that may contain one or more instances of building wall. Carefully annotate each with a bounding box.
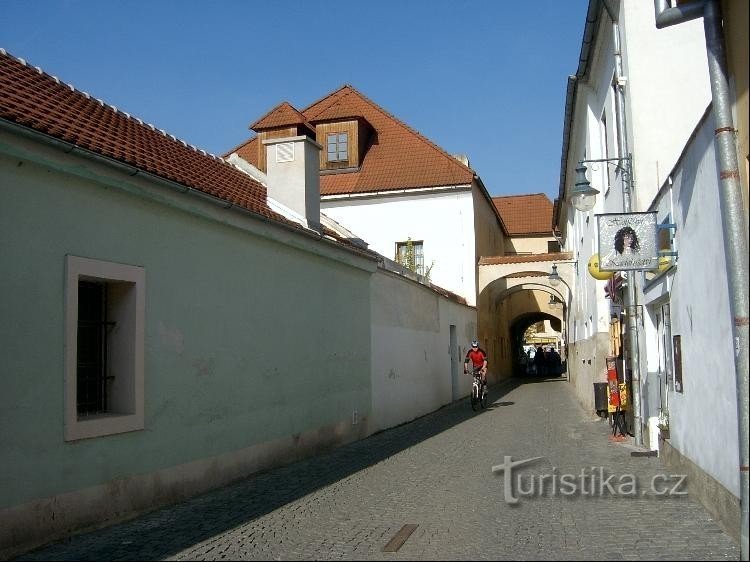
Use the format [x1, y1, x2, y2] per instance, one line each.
[642, 111, 740, 498]
[568, 334, 611, 413]
[0, 138, 376, 555]
[321, 188, 477, 305]
[560, 1, 710, 414]
[722, 0, 749, 214]
[472, 183, 506, 264]
[477, 289, 511, 380]
[370, 267, 476, 433]
[621, 0, 711, 210]
[505, 235, 555, 255]
[0, 129, 485, 557]
[473, 183, 508, 367]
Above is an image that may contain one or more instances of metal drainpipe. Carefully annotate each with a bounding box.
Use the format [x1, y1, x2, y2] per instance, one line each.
[655, 1, 749, 558]
[602, 0, 644, 447]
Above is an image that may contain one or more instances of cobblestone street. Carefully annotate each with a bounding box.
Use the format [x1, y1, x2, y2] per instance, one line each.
[17, 376, 740, 561]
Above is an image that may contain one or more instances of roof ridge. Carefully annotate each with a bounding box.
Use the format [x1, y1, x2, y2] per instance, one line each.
[493, 192, 551, 200]
[0, 47, 232, 166]
[314, 84, 476, 179]
[301, 84, 352, 120]
[250, 100, 312, 130]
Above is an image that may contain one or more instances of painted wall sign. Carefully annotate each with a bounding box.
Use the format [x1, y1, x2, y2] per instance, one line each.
[597, 212, 659, 271]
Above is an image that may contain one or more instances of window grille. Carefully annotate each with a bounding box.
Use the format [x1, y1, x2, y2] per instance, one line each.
[327, 132, 348, 162]
[77, 281, 109, 415]
[396, 240, 425, 275]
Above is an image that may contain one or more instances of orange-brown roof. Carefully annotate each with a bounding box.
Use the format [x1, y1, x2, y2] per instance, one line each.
[232, 85, 476, 196]
[0, 49, 295, 225]
[493, 193, 554, 236]
[478, 252, 573, 265]
[250, 101, 315, 133]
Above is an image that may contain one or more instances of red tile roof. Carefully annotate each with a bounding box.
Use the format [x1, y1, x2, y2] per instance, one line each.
[0, 49, 293, 225]
[492, 193, 554, 236]
[478, 252, 573, 265]
[232, 85, 476, 196]
[251, 101, 315, 133]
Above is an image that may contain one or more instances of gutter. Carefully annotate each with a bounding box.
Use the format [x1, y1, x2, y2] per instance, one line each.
[321, 183, 472, 200]
[0, 118, 379, 266]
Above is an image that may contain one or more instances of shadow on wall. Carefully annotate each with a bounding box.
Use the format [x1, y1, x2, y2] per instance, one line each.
[17, 381, 522, 561]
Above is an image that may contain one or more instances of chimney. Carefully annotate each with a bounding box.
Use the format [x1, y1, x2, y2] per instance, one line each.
[263, 135, 322, 231]
[451, 153, 470, 168]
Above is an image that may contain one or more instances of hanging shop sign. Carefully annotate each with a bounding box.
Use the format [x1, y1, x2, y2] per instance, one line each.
[597, 212, 659, 271]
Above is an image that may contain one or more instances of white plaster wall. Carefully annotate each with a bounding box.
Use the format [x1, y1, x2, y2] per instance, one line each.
[565, 95, 611, 352]
[321, 189, 476, 305]
[506, 236, 554, 255]
[472, 184, 506, 261]
[645, 112, 740, 496]
[370, 269, 476, 433]
[264, 136, 321, 226]
[621, 1, 711, 210]
[562, 3, 708, 397]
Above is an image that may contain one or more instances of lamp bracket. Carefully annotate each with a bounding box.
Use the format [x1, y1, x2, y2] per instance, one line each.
[579, 156, 630, 174]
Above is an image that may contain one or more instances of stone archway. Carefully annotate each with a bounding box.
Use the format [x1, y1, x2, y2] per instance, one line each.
[476, 253, 574, 382]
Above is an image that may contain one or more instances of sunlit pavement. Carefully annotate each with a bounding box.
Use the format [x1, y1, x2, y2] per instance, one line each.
[17, 376, 740, 561]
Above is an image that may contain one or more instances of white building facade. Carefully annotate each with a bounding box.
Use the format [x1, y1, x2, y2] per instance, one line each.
[322, 184, 499, 308]
[555, 0, 746, 544]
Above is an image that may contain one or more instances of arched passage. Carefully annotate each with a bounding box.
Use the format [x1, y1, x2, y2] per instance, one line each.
[510, 311, 562, 377]
[477, 272, 568, 381]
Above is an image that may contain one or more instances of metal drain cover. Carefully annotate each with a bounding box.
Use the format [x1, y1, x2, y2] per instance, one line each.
[382, 524, 419, 552]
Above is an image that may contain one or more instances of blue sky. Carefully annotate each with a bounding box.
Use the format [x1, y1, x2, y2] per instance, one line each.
[0, 0, 588, 200]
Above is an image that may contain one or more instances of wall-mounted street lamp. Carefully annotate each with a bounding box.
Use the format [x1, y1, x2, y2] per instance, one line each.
[569, 155, 632, 212]
[548, 264, 571, 294]
[568, 153, 644, 448]
[570, 165, 600, 212]
[549, 264, 561, 287]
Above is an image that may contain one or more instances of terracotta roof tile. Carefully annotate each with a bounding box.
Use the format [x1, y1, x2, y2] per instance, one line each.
[0, 49, 292, 225]
[250, 101, 315, 133]
[478, 252, 573, 265]
[233, 85, 476, 196]
[493, 193, 554, 236]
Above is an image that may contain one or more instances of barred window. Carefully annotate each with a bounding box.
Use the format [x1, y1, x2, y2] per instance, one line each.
[396, 240, 425, 275]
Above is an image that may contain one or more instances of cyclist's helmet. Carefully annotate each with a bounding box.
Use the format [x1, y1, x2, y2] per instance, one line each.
[471, 339, 479, 347]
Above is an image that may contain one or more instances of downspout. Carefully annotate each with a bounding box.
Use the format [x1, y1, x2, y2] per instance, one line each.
[602, 0, 645, 448]
[655, 1, 749, 558]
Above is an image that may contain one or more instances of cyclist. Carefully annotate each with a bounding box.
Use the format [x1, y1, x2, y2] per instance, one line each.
[464, 339, 488, 391]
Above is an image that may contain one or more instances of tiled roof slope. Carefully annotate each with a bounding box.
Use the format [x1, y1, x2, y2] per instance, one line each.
[479, 252, 573, 265]
[251, 101, 314, 132]
[232, 85, 476, 196]
[493, 193, 554, 236]
[0, 49, 290, 224]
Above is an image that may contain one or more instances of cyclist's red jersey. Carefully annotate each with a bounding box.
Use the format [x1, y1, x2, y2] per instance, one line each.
[465, 347, 487, 369]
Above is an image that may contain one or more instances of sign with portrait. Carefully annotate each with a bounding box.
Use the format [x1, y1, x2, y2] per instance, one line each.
[597, 212, 659, 271]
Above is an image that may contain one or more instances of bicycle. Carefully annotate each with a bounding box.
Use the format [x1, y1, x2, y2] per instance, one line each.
[470, 368, 488, 411]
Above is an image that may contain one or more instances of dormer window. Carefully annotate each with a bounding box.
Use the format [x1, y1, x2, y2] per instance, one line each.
[327, 132, 349, 162]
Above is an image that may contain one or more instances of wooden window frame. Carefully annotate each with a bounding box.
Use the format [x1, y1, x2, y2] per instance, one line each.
[326, 132, 349, 163]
